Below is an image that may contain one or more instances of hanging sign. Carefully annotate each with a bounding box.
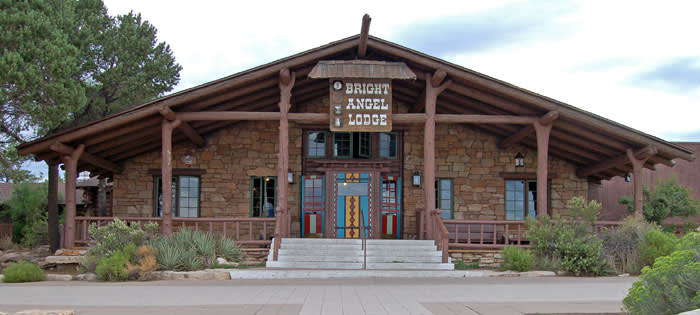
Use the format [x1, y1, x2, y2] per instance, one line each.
[329, 78, 392, 132]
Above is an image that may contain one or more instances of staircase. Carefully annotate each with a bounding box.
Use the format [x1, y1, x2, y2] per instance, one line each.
[266, 238, 453, 270]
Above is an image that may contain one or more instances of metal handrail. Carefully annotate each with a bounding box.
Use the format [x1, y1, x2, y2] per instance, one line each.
[334, 210, 370, 269]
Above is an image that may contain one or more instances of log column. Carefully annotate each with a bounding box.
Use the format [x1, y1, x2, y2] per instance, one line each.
[46, 159, 60, 252]
[277, 68, 295, 237]
[626, 148, 655, 218]
[423, 70, 451, 239]
[161, 118, 181, 235]
[60, 144, 84, 249]
[534, 121, 552, 216]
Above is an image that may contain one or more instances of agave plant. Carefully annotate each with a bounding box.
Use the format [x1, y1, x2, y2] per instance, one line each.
[215, 237, 241, 262]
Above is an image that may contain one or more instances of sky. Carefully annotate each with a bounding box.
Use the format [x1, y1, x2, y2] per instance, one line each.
[23, 0, 700, 178]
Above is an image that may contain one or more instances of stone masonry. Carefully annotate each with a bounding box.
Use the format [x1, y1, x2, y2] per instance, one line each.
[112, 96, 587, 239]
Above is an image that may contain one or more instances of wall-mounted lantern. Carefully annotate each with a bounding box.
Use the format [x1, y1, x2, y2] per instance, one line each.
[412, 171, 421, 187]
[624, 173, 632, 182]
[515, 152, 525, 168]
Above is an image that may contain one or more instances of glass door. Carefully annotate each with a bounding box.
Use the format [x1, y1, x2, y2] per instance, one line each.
[335, 173, 371, 239]
[380, 176, 401, 239]
[301, 175, 324, 238]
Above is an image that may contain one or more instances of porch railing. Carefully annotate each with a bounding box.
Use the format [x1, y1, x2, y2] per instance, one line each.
[73, 216, 276, 248]
[430, 210, 450, 263]
[443, 219, 623, 250]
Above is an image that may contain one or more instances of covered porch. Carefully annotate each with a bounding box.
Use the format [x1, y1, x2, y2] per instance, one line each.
[18, 20, 693, 266]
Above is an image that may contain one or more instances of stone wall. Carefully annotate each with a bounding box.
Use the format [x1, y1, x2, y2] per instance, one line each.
[112, 95, 588, 240]
[449, 250, 503, 268]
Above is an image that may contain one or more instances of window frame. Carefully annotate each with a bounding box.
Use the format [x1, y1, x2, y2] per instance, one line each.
[435, 178, 454, 219]
[378, 132, 398, 160]
[153, 175, 201, 218]
[333, 132, 353, 159]
[357, 132, 371, 158]
[250, 176, 277, 218]
[306, 130, 328, 158]
[504, 179, 549, 220]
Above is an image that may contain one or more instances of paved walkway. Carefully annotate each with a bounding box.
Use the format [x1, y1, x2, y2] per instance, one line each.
[0, 277, 635, 314]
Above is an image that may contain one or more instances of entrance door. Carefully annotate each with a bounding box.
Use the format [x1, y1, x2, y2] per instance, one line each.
[301, 175, 324, 238]
[335, 173, 371, 239]
[380, 176, 401, 239]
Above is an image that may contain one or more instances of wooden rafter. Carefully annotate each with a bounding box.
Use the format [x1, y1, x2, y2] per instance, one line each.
[159, 104, 206, 147]
[50, 142, 122, 174]
[576, 145, 658, 178]
[357, 14, 371, 58]
[499, 111, 559, 148]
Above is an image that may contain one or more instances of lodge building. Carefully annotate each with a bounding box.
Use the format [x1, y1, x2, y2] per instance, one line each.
[17, 18, 694, 265]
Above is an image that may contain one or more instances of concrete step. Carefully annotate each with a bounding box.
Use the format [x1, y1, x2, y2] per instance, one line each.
[366, 262, 454, 270]
[365, 255, 444, 263]
[366, 239, 436, 245]
[276, 255, 364, 263]
[365, 244, 437, 250]
[278, 249, 365, 256]
[281, 238, 361, 245]
[266, 261, 363, 269]
[280, 244, 363, 250]
[365, 249, 442, 256]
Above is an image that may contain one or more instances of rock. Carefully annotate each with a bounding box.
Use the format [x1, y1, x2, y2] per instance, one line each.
[54, 249, 86, 256]
[213, 271, 231, 280]
[14, 310, 75, 315]
[45, 274, 73, 281]
[520, 271, 556, 277]
[44, 256, 82, 264]
[618, 273, 630, 277]
[76, 273, 97, 281]
[216, 257, 229, 265]
[0, 274, 4, 282]
[54, 249, 64, 256]
[556, 270, 573, 276]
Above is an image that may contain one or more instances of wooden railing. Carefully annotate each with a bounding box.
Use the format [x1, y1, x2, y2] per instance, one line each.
[73, 216, 276, 248]
[443, 219, 623, 250]
[431, 210, 450, 263]
[0, 223, 12, 239]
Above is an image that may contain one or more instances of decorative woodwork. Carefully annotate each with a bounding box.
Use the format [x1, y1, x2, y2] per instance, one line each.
[358, 14, 371, 58]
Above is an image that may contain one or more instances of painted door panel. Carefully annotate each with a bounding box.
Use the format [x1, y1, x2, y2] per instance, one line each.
[380, 176, 401, 238]
[301, 175, 324, 238]
[335, 173, 370, 239]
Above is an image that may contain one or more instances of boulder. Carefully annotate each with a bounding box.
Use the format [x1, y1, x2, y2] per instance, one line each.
[45, 274, 73, 281]
[76, 273, 97, 281]
[44, 256, 82, 264]
[520, 271, 556, 277]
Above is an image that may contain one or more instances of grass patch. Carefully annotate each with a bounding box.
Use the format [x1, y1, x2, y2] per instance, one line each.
[454, 259, 479, 270]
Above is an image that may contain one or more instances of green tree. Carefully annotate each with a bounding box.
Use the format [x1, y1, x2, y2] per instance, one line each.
[620, 178, 700, 225]
[0, 0, 181, 182]
[0, 182, 47, 245]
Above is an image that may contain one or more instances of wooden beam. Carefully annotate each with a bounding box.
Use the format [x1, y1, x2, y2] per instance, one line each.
[277, 68, 295, 238]
[357, 14, 371, 58]
[627, 147, 655, 218]
[161, 119, 181, 235]
[534, 121, 552, 216]
[50, 142, 123, 174]
[159, 105, 206, 147]
[60, 144, 84, 248]
[431, 69, 447, 87]
[576, 145, 658, 178]
[499, 111, 559, 148]
[436, 114, 535, 124]
[411, 69, 450, 113]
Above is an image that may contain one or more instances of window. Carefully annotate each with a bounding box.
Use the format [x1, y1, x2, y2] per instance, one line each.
[505, 180, 537, 220]
[307, 131, 326, 158]
[435, 178, 453, 219]
[251, 176, 276, 217]
[154, 175, 200, 217]
[333, 132, 352, 158]
[357, 132, 371, 158]
[379, 132, 397, 159]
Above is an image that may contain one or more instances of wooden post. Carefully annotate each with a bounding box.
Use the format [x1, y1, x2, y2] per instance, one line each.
[627, 148, 652, 218]
[277, 68, 295, 237]
[534, 121, 552, 216]
[46, 160, 60, 252]
[161, 118, 181, 235]
[97, 177, 107, 216]
[423, 70, 451, 239]
[61, 144, 84, 249]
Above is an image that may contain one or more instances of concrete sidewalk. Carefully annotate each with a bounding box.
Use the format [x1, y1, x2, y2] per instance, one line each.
[0, 277, 635, 315]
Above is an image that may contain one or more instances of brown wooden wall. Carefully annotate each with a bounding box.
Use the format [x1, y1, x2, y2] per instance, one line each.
[595, 142, 700, 223]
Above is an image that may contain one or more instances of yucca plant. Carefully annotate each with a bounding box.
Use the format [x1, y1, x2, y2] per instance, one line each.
[154, 241, 183, 271]
[192, 231, 216, 265]
[181, 249, 205, 271]
[216, 237, 241, 262]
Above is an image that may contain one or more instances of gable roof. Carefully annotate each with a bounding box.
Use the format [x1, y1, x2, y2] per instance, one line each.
[17, 34, 694, 181]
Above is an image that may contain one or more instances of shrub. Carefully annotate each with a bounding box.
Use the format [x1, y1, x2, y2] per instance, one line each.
[679, 232, 700, 251]
[639, 230, 678, 267]
[2, 261, 45, 283]
[126, 245, 159, 280]
[96, 250, 128, 282]
[21, 216, 49, 248]
[600, 217, 657, 274]
[0, 182, 47, 246]
[623, 249, 700, 314]
[500, 246, 534, 272]
[526, 197, 608, 276]
[87, 218, 159, 258]
[454, 259, 479, 270]
[620, 178, 700, 225]
[151, 229, 240, 271]
[0, 235, 15, 250]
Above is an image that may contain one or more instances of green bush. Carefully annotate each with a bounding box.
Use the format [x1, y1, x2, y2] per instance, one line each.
[86, 218, 159, 258]
[500, 246, 534, 272]
[0, 182, 48, 246]
[600, 217, 658, 274]
[21, 216, 49, 248]
[2, 261, 45, 283]
[639, 230, 678, 267]
[454, 259, 479, 270]
[620, 178, 700, 225]
[96, 250, 129, 282]
[679, 232, 700, 251]
[151, 229, 241, 271]
[623, 249, 700, 314]
[526, 197, 609, 276]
